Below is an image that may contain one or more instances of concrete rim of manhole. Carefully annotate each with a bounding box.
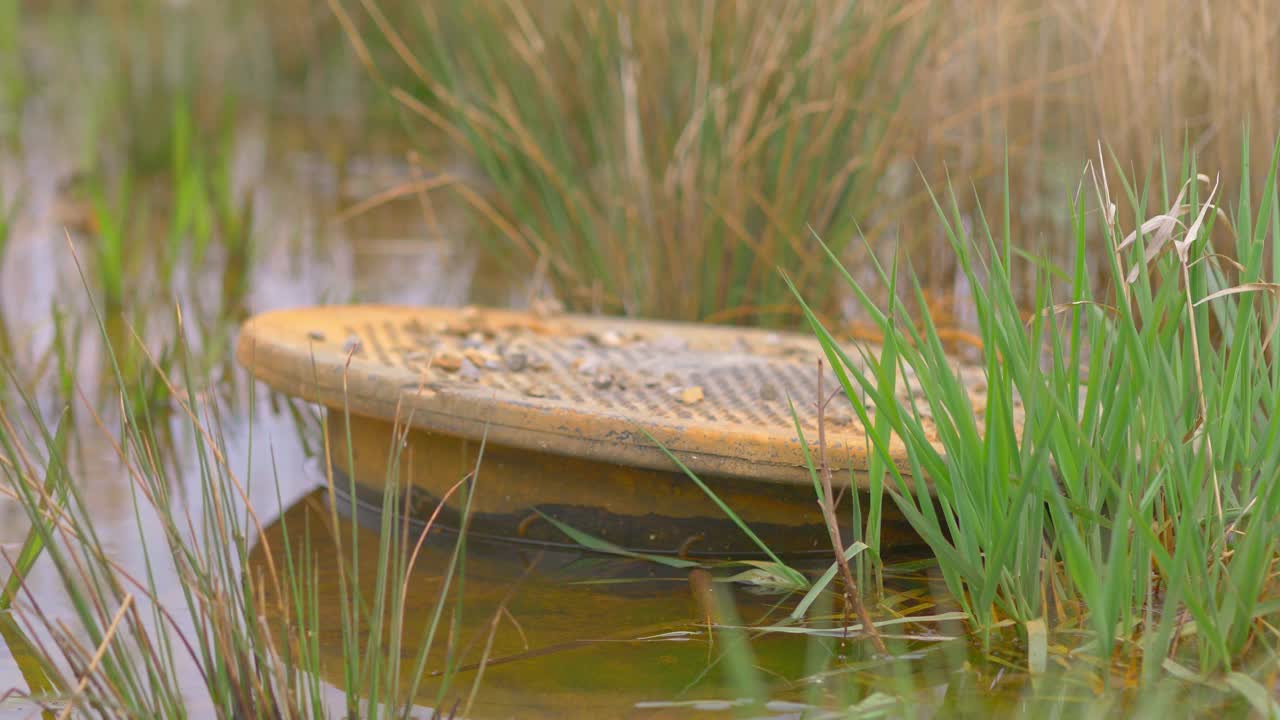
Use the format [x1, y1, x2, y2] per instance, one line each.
[235, 305, 999, 488]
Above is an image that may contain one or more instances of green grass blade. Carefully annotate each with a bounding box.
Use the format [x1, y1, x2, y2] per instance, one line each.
[638, 426, 807, 588]
[789, 542, 869, 621]
[0, 409, 70, 612]
[534, 510, 701, 569]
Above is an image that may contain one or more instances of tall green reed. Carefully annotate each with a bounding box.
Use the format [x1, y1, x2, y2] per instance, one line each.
[0, 189, 14, 393]
[0, 410, 69, 614]
[0, 0, 21, 142]
[788, 136, 1280, 679]
[87, 172, 132, 314]
[71, 96, 253, 416]
[0, 407, 69, 712]
[0, 297, 481, 716]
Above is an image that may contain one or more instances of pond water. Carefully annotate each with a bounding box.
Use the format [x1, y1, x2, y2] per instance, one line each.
[248, 490, 969, 718]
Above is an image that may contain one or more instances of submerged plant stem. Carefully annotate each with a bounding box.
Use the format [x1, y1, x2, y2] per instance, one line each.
[816, 359, 886, 654]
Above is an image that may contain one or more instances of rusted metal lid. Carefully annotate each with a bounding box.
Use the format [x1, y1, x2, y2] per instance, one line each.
[236, 305, 995, 487]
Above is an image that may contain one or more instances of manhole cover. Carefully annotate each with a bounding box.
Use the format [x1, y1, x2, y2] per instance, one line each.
[237, 305, 997, 556]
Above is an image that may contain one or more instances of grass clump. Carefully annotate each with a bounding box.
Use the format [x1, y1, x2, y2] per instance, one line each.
[332, 1, 1280, 323]
[0, 305, 479, 717]
[786, 136, 1280, 684]
[341, 0, 936, 324]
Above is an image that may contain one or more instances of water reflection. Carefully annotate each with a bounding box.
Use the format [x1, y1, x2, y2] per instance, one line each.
[248, 489, 839, 718]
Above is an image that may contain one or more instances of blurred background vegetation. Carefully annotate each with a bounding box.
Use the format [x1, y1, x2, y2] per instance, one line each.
[337, 0, 1280, 321]
[5, 0, 1278, 326]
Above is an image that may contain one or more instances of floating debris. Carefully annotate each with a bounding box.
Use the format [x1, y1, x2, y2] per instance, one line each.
[677, 386, 705, 405]
[434, 352, 464, 372]
[307, 330, 326, 342]
[504, 349, 529, 372]
[531, 296, 565, 318]
[594, 329, 625, 348]
[459, 359, 482, 381]
[651, 334, 688, 352]
[827, 411, 853, 427]
[464, 349, 501, 369]
[759, 382, 781, 402]
[573, 357, 602, 375]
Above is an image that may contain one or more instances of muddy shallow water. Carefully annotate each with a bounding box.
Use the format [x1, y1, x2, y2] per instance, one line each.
[248, 490, 954, 718]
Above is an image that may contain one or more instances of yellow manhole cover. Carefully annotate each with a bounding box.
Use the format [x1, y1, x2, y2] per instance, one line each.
[237, 305, 995, 556]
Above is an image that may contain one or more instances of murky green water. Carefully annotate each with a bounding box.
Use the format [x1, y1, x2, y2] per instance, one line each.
[247, 490, 972, 718]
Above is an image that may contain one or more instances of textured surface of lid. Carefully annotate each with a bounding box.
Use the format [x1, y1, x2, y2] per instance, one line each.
[236, 305, 1000, 487]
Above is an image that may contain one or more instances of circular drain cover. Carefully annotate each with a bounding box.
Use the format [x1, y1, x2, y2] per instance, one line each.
[237, 305, 997, 487]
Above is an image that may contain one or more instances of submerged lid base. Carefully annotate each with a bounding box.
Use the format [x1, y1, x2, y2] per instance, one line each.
[325, 412, 924, 558]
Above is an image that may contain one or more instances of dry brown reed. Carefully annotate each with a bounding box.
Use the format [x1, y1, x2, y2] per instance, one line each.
[328, 0, 1280, 323]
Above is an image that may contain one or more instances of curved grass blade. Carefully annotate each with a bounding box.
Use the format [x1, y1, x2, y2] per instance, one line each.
[0, 409, 70, 612]
[789, 542, 869, 621]
[534, 510, 700, 569]
[637, 427, 808, 589]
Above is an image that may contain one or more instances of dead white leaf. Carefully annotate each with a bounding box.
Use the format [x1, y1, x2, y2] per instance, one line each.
[1176, 174, 1220, 264]
[1193, 282, 1280, 351]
